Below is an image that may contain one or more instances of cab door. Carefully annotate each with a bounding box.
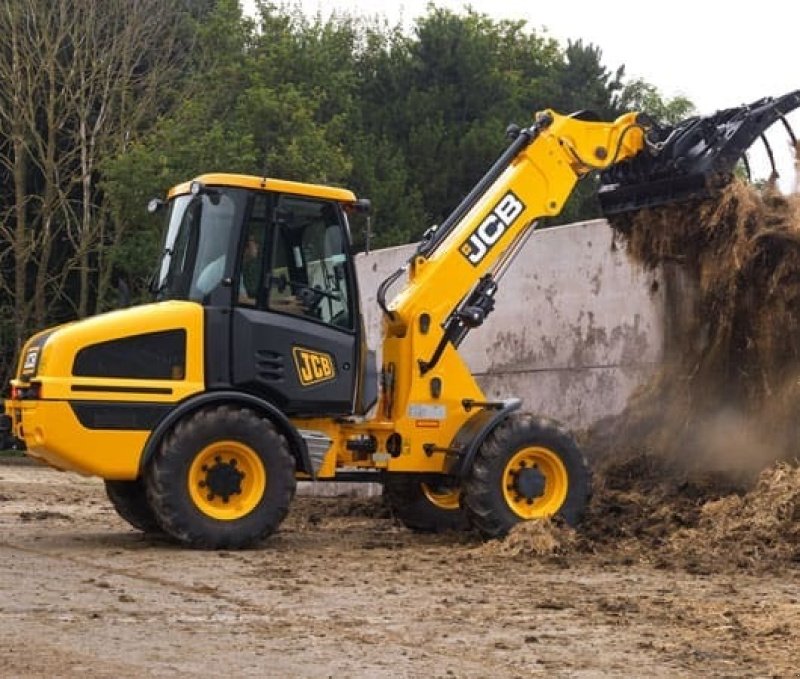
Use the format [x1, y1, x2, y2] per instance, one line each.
[230, 192, 360, 416]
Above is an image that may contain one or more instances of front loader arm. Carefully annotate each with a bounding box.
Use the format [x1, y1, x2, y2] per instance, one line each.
[382, 90, 800, 360]
[384, 110, 651, 341]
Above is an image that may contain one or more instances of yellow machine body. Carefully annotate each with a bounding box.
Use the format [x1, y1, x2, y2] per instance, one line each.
[8, 302, 205, 478]
[0, 108, 669, 549]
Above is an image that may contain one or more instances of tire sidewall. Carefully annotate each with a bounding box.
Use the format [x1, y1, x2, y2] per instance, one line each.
[105, 479, 161, 533]
[146, 407, 296, 548]
[465, 415, 591, 536]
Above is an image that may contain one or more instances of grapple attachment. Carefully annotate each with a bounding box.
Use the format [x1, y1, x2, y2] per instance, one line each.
[598, 90, 800, 216]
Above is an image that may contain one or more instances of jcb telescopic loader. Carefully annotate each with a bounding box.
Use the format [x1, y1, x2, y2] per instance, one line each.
[5, 91, 799, 548]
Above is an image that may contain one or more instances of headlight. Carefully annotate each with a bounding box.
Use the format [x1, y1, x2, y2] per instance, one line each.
[21, 347, 40, 377]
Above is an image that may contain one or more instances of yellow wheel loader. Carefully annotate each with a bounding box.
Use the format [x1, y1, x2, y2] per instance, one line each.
[5, 91, 799, 548]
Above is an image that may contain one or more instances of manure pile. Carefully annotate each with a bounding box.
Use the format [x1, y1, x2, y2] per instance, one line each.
[579, 165, 800, 572]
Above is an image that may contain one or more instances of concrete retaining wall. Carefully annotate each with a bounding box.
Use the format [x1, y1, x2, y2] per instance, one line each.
[355, 219, 666, 429]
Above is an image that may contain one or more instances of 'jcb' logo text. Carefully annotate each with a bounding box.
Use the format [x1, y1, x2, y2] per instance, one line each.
[460, 191, 525, 266]
[292, 347, 336, 386]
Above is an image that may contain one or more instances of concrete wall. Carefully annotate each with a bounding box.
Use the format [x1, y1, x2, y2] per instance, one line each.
[355, 219, 666, 429]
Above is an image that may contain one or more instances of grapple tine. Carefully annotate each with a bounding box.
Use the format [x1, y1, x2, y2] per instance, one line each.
[759, 132, 777, 182]
[598, 90, 800, 216]
[777, 113, 798, 147]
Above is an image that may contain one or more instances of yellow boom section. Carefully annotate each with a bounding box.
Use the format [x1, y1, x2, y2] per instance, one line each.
[387, 110, 646, 335]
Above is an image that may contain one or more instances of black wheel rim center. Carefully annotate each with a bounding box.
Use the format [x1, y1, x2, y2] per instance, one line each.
[202, 457, 244, 502]
[515, 466, 546, 501]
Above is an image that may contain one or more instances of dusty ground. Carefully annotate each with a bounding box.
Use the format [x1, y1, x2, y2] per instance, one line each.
[0, 462, 797, 678]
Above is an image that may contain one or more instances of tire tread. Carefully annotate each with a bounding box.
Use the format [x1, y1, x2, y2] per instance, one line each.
[146, 405, 296, 549]
[463, 413, 591, 539]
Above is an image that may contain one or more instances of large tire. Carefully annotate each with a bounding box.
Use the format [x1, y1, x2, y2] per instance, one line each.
[383, 474, 469, 532]
[463, 413, 590, 539]
[105, 479, 162, 534]
[145, 405, 296, 549]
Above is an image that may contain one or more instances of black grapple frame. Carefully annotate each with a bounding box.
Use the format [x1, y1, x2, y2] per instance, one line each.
[599, 90, 800, 215]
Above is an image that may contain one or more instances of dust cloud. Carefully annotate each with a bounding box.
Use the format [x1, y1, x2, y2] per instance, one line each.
[577, 154, 800, 571]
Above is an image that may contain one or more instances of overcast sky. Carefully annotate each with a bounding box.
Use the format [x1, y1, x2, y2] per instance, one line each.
[247, 0, 799, 186]
[291, 0, 796, 111]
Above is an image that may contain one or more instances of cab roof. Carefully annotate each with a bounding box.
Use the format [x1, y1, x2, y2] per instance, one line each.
[167, 173, 357, 203]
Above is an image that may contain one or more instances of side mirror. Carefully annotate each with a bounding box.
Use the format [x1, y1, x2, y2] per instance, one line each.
[351, 198, 371, 214]
[147, 198, 166, 214]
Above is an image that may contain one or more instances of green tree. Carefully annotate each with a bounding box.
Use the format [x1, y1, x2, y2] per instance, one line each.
[94, 2, 701, 318]
[0, 0, 192, 386]
[616, 78, 696, 124]
[392, 8, 565, 227]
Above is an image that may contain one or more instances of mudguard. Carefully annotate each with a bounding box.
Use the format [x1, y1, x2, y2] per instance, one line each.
[139, 390, 311, 477]
[445, 398, 521, 478]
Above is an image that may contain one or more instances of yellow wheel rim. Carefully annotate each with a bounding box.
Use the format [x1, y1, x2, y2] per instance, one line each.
[421, 482, 461, 511]
[188, 441, 266, 521]
[502, 446, 568, 520]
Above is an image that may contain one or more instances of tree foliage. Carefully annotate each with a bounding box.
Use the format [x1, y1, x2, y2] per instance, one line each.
[0, 0, 692, 386]
[0, 0, 191, 384]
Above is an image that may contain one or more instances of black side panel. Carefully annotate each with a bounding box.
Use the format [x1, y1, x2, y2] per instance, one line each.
[70, 402, 173, 430]
[73, 330, 186, 380]
[204, 306, 232, 388]
[230, 308, 357, 416]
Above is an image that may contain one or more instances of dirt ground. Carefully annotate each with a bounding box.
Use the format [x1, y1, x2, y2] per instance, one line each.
[0, 462, 797, 679]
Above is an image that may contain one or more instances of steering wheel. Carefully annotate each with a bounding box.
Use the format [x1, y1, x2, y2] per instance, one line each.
[272, 275, 341, 311]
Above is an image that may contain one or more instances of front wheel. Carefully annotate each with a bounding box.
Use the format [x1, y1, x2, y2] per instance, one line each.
[462, 413, 590, 539]
[145, 405, 296, 549]
[383, 474, 469, 532]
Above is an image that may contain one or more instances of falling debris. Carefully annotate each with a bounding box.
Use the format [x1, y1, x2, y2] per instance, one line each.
[581, 162, 800, 570]
[604, 175, 800, 467]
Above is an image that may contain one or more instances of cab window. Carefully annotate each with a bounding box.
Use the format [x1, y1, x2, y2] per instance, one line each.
[266, 196, 353, 330]
[237, 194, 268, 306]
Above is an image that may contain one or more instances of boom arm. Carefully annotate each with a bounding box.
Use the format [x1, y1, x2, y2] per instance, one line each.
[383, 110, 650, 354]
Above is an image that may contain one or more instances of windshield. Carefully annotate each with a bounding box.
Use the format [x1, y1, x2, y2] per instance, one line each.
[155, 188, 247, 301]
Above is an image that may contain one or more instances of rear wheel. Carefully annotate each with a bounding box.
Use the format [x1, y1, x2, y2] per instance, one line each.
[105, 479, 161, 533]
[463, 413, 590, 539]
[145, 405, 296, 549]
[383, 474, 469, 532]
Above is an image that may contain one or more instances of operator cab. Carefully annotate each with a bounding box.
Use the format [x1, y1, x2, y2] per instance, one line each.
[153, 174, 377, 417]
